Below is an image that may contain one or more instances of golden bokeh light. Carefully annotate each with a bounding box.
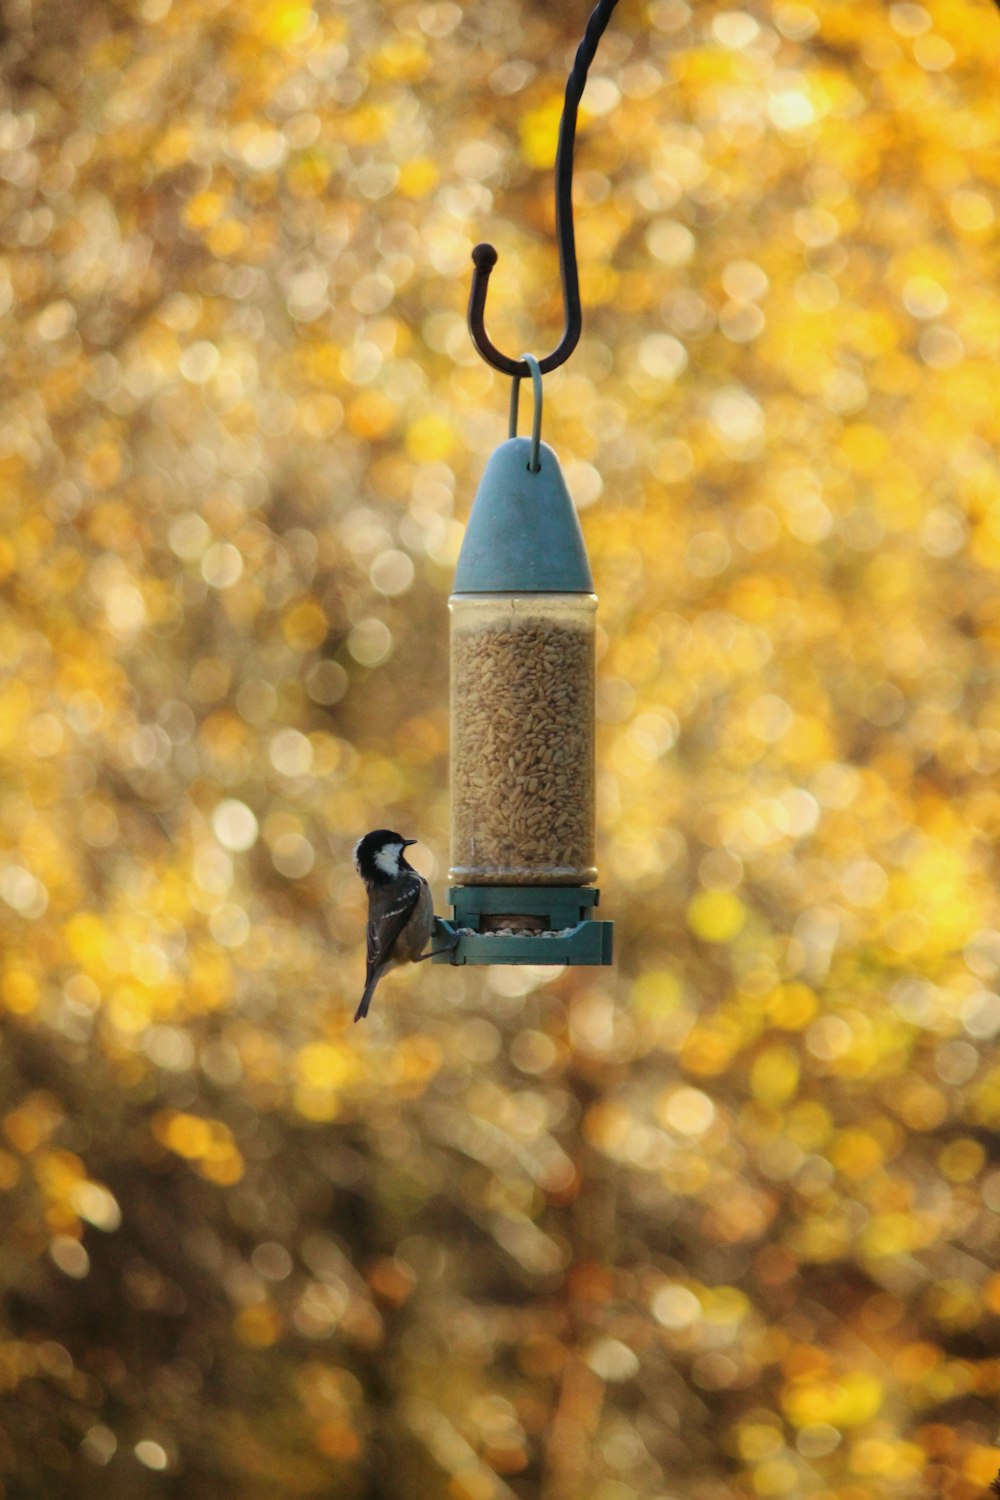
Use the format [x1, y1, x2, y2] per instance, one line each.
[1, 0, 999, 1497]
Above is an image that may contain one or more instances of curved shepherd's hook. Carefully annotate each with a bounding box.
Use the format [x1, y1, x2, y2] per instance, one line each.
[467, 0, 621, 379]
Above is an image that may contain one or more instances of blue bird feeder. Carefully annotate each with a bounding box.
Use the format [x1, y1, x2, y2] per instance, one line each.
[434, 359, 613, 967]
[432, 0, 622, 967]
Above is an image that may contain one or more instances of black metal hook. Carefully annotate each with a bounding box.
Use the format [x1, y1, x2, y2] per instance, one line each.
[467, 0, 621, 379]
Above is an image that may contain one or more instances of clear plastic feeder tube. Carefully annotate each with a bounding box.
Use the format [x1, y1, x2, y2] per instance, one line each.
[450, 591, 596, 886]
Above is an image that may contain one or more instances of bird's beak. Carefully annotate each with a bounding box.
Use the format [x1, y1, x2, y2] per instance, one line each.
[403, 838, 417, 847]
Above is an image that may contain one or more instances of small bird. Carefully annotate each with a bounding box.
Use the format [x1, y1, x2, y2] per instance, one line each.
[353, 829, 436, 1022]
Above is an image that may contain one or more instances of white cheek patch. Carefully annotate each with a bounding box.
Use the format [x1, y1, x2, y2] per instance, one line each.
[374, 843, 403, 877]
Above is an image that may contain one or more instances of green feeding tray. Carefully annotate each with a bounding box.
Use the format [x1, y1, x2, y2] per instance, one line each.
[432, 886, 613, 967]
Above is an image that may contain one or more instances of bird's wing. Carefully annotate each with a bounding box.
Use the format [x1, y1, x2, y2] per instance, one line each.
[366, 879, 422, 972]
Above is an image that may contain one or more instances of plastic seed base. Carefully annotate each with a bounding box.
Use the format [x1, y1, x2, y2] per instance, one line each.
[432, 886, 613, 966]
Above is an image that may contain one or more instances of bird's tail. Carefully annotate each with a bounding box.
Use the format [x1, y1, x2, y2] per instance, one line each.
[354, 973, 379, 1023]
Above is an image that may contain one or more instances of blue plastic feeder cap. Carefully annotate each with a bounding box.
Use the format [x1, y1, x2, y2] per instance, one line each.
[452, 437, 594, 595]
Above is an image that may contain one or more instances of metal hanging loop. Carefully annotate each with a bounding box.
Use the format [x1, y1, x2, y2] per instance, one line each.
[508, 354, 544, 471]
[467, 0, 620, 379]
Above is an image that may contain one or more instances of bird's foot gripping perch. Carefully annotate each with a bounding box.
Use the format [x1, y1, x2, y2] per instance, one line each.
[414, 920, 463, 963]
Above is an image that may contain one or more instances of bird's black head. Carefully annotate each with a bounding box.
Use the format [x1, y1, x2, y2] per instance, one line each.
[354, 829, 417, 884]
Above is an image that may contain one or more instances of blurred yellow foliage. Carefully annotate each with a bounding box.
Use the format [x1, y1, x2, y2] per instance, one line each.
[152, 1110, 246, 1184]
[1, 0, 999, 1496]
[782, 1370, 884, 1429]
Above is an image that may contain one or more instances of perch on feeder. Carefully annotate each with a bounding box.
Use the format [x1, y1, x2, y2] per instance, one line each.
[434, 0, 619, 968]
